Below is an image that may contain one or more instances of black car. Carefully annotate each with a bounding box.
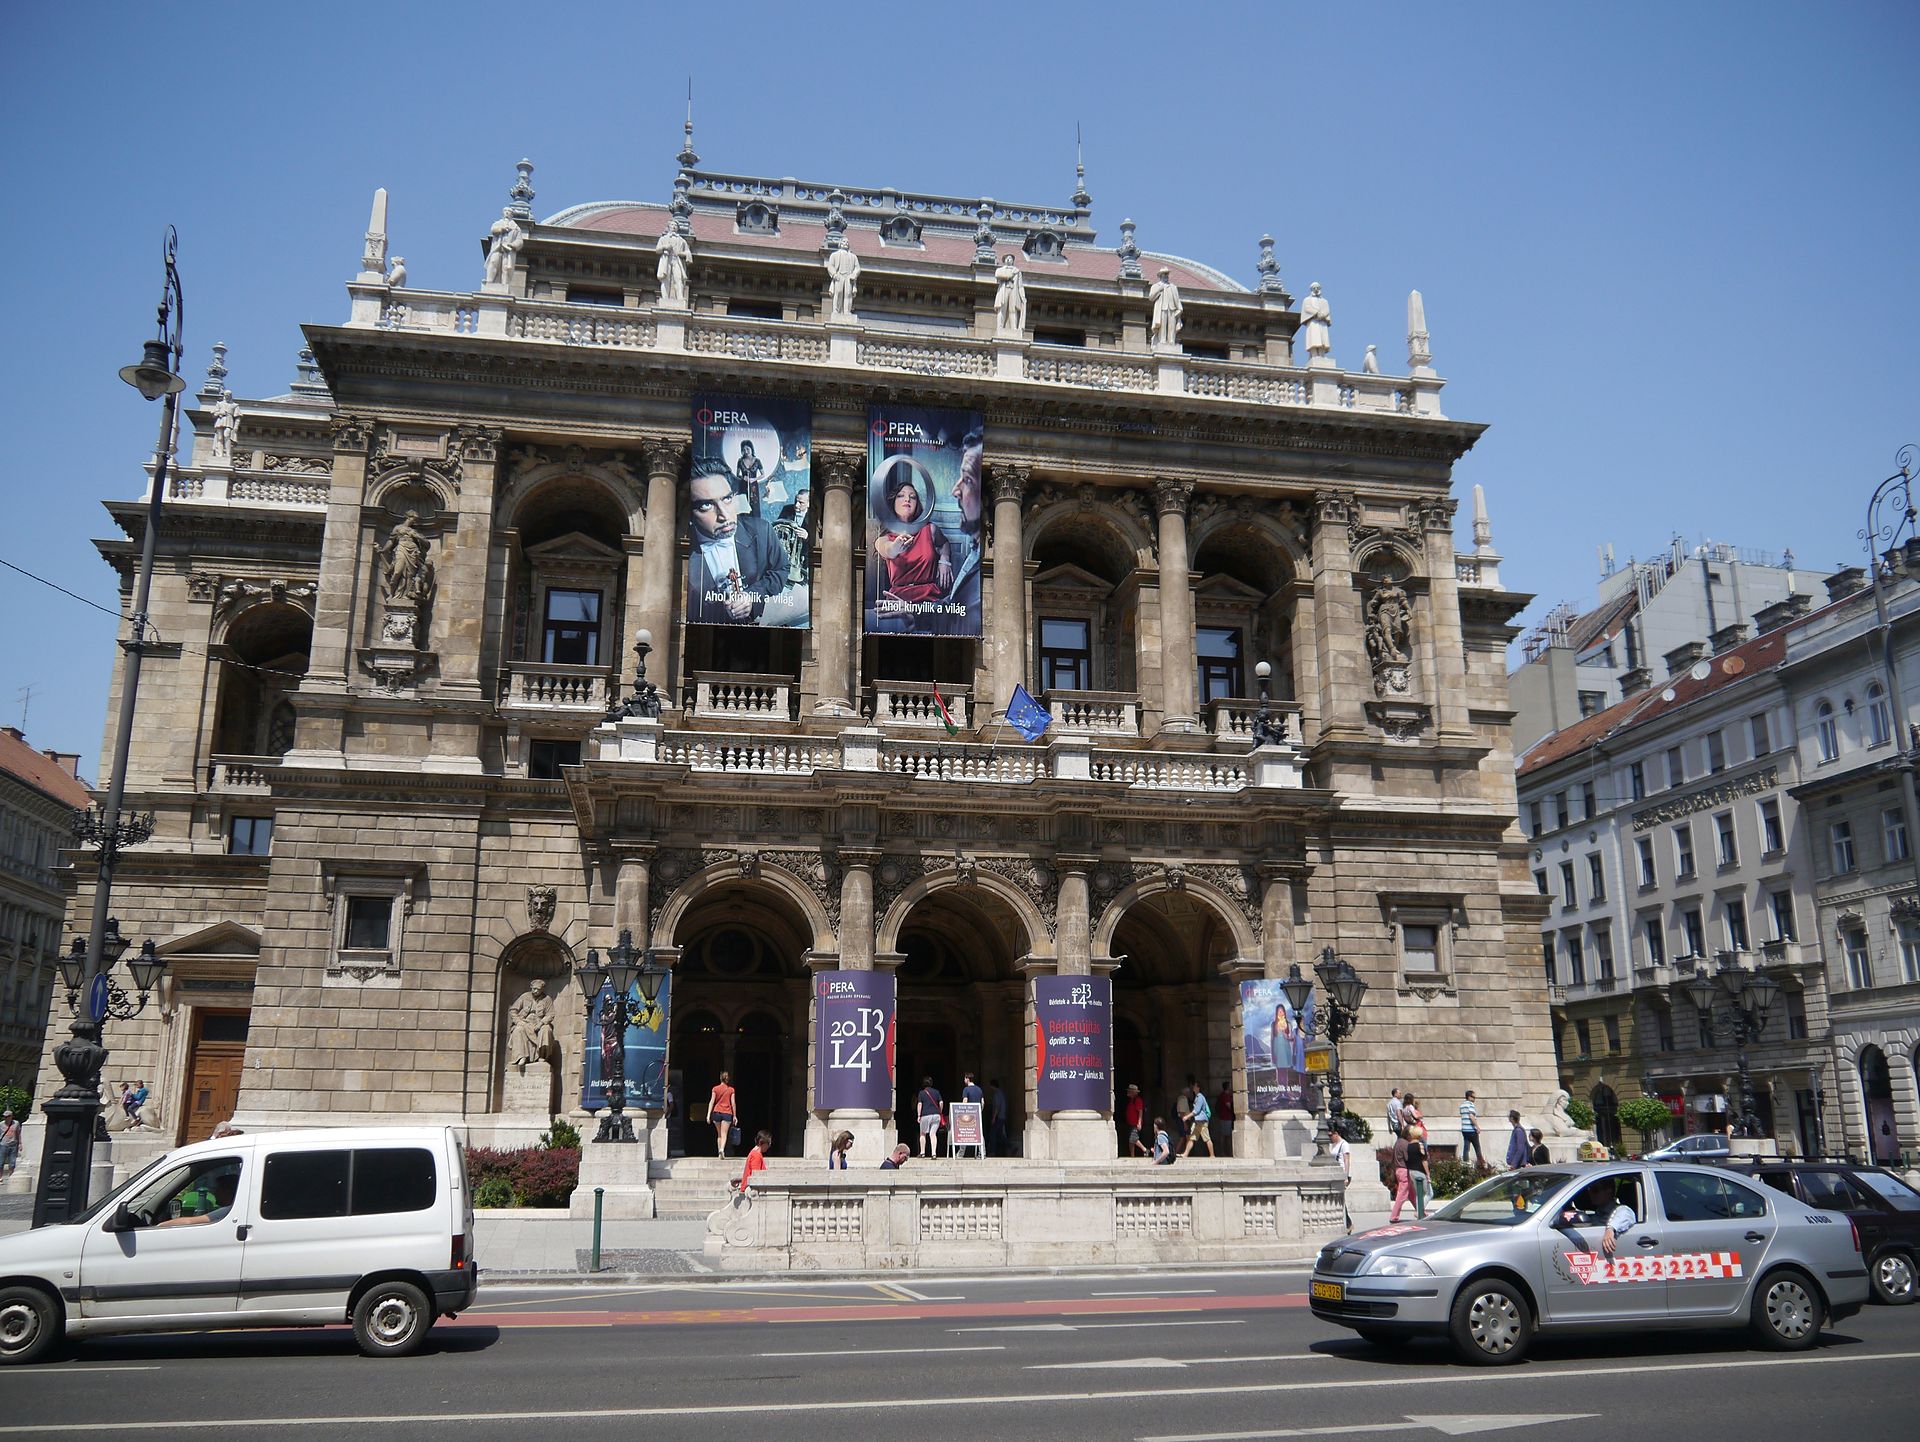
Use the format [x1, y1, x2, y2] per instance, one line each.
[1735, 1161, 1920, 1305]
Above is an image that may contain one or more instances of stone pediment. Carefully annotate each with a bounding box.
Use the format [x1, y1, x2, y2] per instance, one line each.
[524, 532, 623, 566]
[1194, 574, 1267, 606]
[157, 920, 261, 957]
[1031, 561, 1112, 597]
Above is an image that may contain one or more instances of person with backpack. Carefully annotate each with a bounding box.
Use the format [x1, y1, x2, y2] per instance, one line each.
[1180, 1082, 1217, 1158]
[916, 1076, 944, 1157]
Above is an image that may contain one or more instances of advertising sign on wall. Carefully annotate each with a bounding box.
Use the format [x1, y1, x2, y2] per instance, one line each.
[864, 404, 984, 637]
[581, 971, 671, 1112]
[687, 393, 813, 628]
[1033, 975, 1112, 1111]
[813, 970, 896, 1111]
[1242, 978, 1314, 1112]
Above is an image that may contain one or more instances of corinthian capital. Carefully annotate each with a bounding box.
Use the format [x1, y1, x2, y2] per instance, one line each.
[989, 463, 1031, 506]
[1152, 477, 1193, 518]
[331, 413, 375, 455]
[817, 449, 863, 493]
[1311, 489, 1353, 531]
[640, 436, 686, 480]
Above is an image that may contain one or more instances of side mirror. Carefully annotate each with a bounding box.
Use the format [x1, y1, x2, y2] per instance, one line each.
[107, 1202, 137, 1233]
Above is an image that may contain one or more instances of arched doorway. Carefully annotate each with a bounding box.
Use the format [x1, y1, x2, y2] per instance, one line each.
[212, 602, 311, 759]
[1590, 1082, 1621, 1150]
[1861, 1045, 1898, 1162]
[667, 880, 813, 1156]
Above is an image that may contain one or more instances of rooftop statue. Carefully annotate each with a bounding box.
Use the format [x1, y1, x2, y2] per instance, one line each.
[386, 256, 406, 287]
[993, 253, 1027, 336]
[1362, 344, 1380, 375]
[483, 210, 525, 288]
[1302, 282, 1332, 362]
[656, 229, 692, 309]
[1148, 267, 1183, 347]
[209, 393, 239, 470]
[825, 245, 861, 322]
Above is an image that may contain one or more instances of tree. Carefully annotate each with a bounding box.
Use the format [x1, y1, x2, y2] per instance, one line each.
[1565, 1096, 1596, 1131]
[1617, 1094, 1674, 1154]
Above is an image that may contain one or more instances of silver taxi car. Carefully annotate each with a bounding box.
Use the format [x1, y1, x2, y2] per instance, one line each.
[1310, 1162, 1868, 1364]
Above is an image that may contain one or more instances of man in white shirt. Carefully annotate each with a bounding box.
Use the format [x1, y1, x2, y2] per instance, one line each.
[1562, 1176, 1638, 1255]
[1330, 1122, 1353, 1232]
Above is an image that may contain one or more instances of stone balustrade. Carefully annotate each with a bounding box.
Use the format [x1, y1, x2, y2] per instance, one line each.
[1045, 689, 1139, 736]
[685, 316, 828, 363]
[1023, 347, 1157, 392]
[209, 756, 276, 793]
[873, 681, 969, 731]
[1183, 359, 1309, 407]
[1206, 698, 1304, 746]
[508, 300, 654, 348]
[692, 672, 793, 723]
[375, 290, 478, 335]
[661, 733, 840, 774]
[881, 737, 1044, 784]
[856, 334, 993, 378]
[1088, 749, 1251, 792]
[498, 662, 614, 716]
[167, 471, 328, 509]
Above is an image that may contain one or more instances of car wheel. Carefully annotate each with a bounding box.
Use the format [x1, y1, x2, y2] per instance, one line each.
[1871, 1251, 1917, 1306]
[1448, 1278, 1532, 1365]
[1751, 1268, 1825, 1350]
[0, 1286, 60, 1367]
[351, 1280, 432, 1358]
[1354, 1325, 1410, 1348]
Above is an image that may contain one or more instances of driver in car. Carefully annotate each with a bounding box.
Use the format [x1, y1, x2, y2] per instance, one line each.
[1561, 1176, 1638, 1255]
[157, 1169, 240, 1228]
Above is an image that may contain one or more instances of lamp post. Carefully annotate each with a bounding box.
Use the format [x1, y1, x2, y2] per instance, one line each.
[605, 629, 662, 722]
[1278, 946, 1369, 1159]
[1683, 955, 1781, 1141]
[1251, 660, 1289, 747]
[1860, 443, 1920, 903]
[32, 230, 183, 1227]
[1812, 1080, 1828, 1160]
[577, 928, 664, 1143]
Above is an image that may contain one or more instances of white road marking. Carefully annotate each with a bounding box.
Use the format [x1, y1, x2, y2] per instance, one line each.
[0, 1348, 1907, 1433]
[9, 1366, 162, 1377]
[1092, 1288, 1218, 1297]
[952, 1319, 1246, 1334]
[1034, 1353, 1317, 1371]
[759, 1345, 1005, 1359]
[1143, 1414, 1597, 1442]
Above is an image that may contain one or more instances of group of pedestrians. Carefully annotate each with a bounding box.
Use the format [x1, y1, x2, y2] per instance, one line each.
[911, 1073, 1008, 1156]
[1384, 1087, 1556, 1223]
[119, 1080, 149, 1128]
[1123, 1078, 1234, 1162]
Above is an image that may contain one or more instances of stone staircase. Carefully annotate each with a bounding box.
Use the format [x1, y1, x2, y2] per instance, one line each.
[648, 1156, 821, 1217]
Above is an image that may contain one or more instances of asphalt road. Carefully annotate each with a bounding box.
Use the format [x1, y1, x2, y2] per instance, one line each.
[3, 1270, 1915, 1441]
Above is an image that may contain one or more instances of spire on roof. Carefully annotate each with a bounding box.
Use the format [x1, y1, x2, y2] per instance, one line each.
[292, 345, 328, 399]
[1117, 218, 1142, 281]
[678, 80, 699, 170]
[824, 190, 848, 251]
[506, 160, 535, 222]
[973, 199, 997, 266]
[1407, 289, 1433, 375]
[1256, 233, 1286, 296]
[360, 187, 389, 280]
[1467, 484, 1503, 588]
[1071, 125, 1091, 211]
[670, 86, 698, 236]
[198, 342, 229, 403]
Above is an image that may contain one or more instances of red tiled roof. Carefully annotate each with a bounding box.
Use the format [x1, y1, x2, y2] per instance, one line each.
[0, 728, 93, 809]
[556, 203, 1246, 295]
[1517, 628, 1789, 777]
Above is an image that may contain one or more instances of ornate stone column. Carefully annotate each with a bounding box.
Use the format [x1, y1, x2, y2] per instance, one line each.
[634, 438, 685, 703]
[813, 451, 860, 716]
[1047, 859, 1113, 1160]
[1416, 497, 1471, 742]
[1310, 491, 1367, 739]
[988, 464, 1030, 720]
[824, 849, 886, 1160]
[1154, 479, 1198, 733]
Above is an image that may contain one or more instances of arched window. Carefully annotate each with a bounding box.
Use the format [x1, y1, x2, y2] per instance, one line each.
[1590, 1082, 1621, 1149]
[1866, 683, 1893, 748]
[1815, 701, 1839, 763]
[1860, 1045, 1898, 1163]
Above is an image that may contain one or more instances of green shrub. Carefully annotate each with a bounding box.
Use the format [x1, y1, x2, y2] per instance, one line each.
[473, 1176, 515, 1210]
[1565, 1096, 1596, 1130]
[1338, 1111, 1372, 1144]
[466, 1146, 581, 1208]
[0, 1083, 29, 1120]
[540, 1116, 582, 1151]
[1429, 1156, 1496, 1199]
[1617, 1095, 1673, 1152]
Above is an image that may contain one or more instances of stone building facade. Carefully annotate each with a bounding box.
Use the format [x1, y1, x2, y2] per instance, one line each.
[0, 729, 91, 1100]
[16, 150, 1554, 1186]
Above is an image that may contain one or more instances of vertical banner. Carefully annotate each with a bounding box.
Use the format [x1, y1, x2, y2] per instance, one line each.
[1241, 979, 1313, 1112]
[688, 393, 813, 628]
[1033, 976, 1113, 1111]
[581, 972, 671, 1111]
[865, 404, 985, 637]
[814, 970, 897, 1111]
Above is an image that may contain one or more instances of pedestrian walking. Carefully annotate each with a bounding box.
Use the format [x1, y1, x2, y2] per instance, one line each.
[1400, 1093, 1424, 1143]
[1406, 1123, 1432, 1219]
[708, 1071, 737, 1156]
[734, 1129, 771, 1193]
[988, 1078, 1009, 1156]
[1124, 1084, 1149, 1157]
[1214, 1081, 1235, 1156]
[1151, 1117, 1175, 1165]
[0, 1109, 19, 1179]
[1458, 1090, 1485, 1167]
[1181, 1083, 1217, 1157]
[1388, 1130, 1414, 1222]
[1386, 1087, 1404, 1140]
[1174, 1075, 1195, 1146]
[1505, 1109, 1529, 1169]
[1330, 1121, 1354, 1231]
[916, 1076, 944, 1157]
[880, 1143, 911, 1169]
[1528, 1128, 1550, 1166]
[828, 1130, 853, 1170]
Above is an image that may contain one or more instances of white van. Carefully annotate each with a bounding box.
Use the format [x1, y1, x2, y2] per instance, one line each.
[0, 1125, 476, 1364]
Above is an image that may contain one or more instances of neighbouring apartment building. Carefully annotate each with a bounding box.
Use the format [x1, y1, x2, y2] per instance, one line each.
[15, 140, 1556, 1194]
[0, 728, 91, 1099]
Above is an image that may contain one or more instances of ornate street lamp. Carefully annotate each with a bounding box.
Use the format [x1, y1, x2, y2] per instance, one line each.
[579, 928, 664, 1143]
[1860, 444, 1920, 903]
[1280, 946, 1369, 1159]
[33, 230, 183, 1227]
[1684, 956, 1781, 1140]
[54, 927, 165, 1024]
[1251, 661, 1289, 747]
[606, 629, 662, 721]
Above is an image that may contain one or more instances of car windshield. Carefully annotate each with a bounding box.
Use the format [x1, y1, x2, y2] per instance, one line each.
[1429, 1170, 1574, 1225]
[68, 1154, 173, 1225]
[1855, 1170, 1920, 1212]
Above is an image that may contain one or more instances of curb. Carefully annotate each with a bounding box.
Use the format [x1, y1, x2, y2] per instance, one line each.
[475, 1255, 1322, 1288]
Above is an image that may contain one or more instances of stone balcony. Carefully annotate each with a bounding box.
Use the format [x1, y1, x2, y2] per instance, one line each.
[1044, 690, 1140, 738]
[1206, 698, 1304, 751]
[1633, 962, 1678, 992]
[498, 662, 615, 718]
[690, 672, 794, 725]
[873, 682, 969, 732]
[208, 755, 276, 793]
[1563, 971, 1625, 1004]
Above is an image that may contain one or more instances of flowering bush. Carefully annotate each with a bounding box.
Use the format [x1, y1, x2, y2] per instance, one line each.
[466, 1146, 580, 1208]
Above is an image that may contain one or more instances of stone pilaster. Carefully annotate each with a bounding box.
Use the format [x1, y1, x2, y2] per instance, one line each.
[1259, 868, 1297, 976]
[614, 849, 651, 940]
[988, 464, 1030, 720]
[1154, 479, 1198, 733]
[813, 451, 860, 716]
[1048, 859, 1113, 1158]
[1310, 491, 1367, 738]
[290, 415, 373, 758]
[634, 437, 685, 703]
[438, 426, 502, 698]
[1417, 497, 1471, 741]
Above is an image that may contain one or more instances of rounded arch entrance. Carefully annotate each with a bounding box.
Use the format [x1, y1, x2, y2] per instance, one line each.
[666, 878, 814, 1157]
[885, 876, 1035, 1154]
[212, 601, 311, 759]
[1859, 1044, 1898, 1162]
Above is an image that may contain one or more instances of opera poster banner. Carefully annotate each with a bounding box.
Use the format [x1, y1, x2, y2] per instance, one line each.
[1033, 975, 1112, 1111]
[814, 970, 896, 1111]
[687, 393, 812, 628]
[865, 403, 984, 637]
[582, 971, 671, 1112]
[1241, 978, 1314, 1113]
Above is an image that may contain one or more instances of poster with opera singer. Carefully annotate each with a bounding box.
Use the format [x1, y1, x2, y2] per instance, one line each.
[686, 393, 813, 628]
[864, 404, 984, 638]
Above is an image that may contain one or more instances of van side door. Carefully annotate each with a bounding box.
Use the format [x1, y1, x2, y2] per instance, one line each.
[76, 1151, 250, 1321]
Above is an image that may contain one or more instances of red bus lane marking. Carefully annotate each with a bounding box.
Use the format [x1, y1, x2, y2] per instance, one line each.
[461, 1292, 1310, 1330]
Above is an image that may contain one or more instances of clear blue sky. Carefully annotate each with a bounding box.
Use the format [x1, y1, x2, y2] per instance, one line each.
[3, 2, 1914, 777]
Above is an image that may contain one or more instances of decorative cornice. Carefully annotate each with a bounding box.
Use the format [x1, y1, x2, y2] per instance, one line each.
[1631, 766, 1779, 833]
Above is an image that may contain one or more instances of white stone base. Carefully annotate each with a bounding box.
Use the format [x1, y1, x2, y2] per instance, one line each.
[1049, 1111, 1117, 1162]
[824, 1109, 893, 1164]
[1260, 1110, 1320, 1159]
[500, 1059, 557, 1119]
[569, 1133, 657, 1219]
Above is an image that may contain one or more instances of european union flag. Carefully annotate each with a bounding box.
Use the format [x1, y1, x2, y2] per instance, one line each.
[1006, 684, 1053, 742]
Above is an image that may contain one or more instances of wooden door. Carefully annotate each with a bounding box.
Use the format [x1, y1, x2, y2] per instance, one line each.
[179, 1011, 250, 1145]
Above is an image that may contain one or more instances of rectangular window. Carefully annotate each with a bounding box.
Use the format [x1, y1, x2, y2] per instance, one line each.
[1759, 799, 1783, 854]
[1555, 792, 1570, 828]
[528, 739, 582, 780]
[1706, 730, 1726, 773]
[1039, 617, 1091, 693]
[1831, 820, 1856, 875]
[1574, 1018, 1592, 1056]
[1195, 626, 1243, 706]
[344, 896, 392, 951]
[1886, 807, 1912, 864]
[1726, 898, 1749, 952]
[1787, 989, 1809, 1040]
[1560, 861, 1578, 909]
[1534, 869, 1549, 896]
[1844, 929, 1873, 989]
[725, 297, 783, 320]
[1542, 936, 1557, 983]
[1656, 1008, 1675, 1052]
[1674, 822, 1695, 879]
[567, 285, 625, 307]
[1643, 917, 1666, 967]
[1682, 907, 1706, 960]
[1587, 854, 1606, 902]
[1527, 801, 1543, 837]
[1594, 924, 1615, 980]
[1901, 928, 1920, 984]
[1750, 712, 1770, 757]
[1630, 761, 1646, 801]
[261, 1150, 350, 1220]
[1769, 890, 1796, 942]
[1604, 1015, 1621, 1053]
[1402, 923, 1441, 974]
[227, 816, 273, 856]
[1715, 812, 1738, 867]
[1566, 934, 1586, 984]
[1667, 746, 1686, 789]
[1581, 782, 1597, 819]
[349, 1148, 438, 1215]
[542, 588, 602, 666]
[1637, 836, 1657, 888]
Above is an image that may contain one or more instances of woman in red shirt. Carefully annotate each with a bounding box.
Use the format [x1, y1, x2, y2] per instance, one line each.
[736, 1130, 772, 1194]
[709, 1072, 737, 1156]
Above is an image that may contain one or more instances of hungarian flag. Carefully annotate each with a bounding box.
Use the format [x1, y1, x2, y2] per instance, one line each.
[931, 684, 960, 737]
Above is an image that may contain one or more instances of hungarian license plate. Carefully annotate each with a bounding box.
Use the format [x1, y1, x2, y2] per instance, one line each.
[1310, 1280, 1344, 1302]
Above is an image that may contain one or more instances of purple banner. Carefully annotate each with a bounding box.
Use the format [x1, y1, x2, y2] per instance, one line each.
[813, 971, 896, 1111]
[1242, 979, 1314, 1112]
[1034, 975, 1112, 1112]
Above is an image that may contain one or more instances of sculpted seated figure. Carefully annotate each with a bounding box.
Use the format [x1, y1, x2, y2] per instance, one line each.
[508, 978, 558, 1069]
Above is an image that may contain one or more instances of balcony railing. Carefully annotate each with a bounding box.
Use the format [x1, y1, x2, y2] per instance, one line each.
[691, 672, 794, 723]
[1045, 690, 1139, 737]
[873, 682, 969, 731]
[686, 316, 828, 363]
[209, 755, 276, 793]
[662, 733, 840, 774]
[508, 300, 654, 348]
[499, 662, 614, 715]
[883, 738, 1044, 784]
[1089, 750, 1250, 792]
[1206, 698, 1304, 747]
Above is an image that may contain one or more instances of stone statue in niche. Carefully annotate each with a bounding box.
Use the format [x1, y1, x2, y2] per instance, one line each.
[483, 210, 525, 288]
[993, 253, 1027, 335]
[507, 977, 559, 1069]
[1364, 579, 1413, 696]
[379, 510, 434, 607]
[825, 245, 861, 321]
[656, 229, 692, 308]
[1148, 267, 1183, 347]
